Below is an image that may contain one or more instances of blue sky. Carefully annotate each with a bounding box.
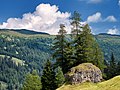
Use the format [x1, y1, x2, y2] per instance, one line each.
[0, 0, 120, 35]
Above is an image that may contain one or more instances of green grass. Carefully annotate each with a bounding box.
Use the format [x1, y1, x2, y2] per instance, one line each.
[57, 75, 120, 90]
[0, 54, 25, 66]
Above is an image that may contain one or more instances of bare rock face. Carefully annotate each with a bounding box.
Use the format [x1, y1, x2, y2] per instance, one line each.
[65, 63, 103, 84]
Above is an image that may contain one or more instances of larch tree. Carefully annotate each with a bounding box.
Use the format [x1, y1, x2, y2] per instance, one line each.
[71, 11, 82, 37]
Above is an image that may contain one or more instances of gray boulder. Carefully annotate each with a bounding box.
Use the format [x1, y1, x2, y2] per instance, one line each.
[65, 63, 103, 84]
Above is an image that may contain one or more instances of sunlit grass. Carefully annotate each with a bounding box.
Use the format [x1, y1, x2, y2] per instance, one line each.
[57, 76, 120, 90]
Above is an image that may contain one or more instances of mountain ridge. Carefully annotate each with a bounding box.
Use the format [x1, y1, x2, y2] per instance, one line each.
[0, 29, 49, 35]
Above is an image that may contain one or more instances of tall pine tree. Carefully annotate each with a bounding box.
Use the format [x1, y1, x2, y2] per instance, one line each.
[107, 52, 117, 79]
[63, 42, 76, 73]
[70, 11, 83, 65]
[53, 24, 67, 73]
[73, 24, 94, 65]
[117, 61, 120, 75]
[71, 11, 82, 36]
[72, 21, 105, 70]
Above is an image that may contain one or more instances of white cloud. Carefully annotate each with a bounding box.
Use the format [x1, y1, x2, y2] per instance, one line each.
[87, 12, 102, 23]
[87, 12, 117, 23]
[118, 0, 120, 6]
[107, 28, 119, 35]
[104, 16, 117, 22]
[0, 4, 71, 35]
[79, 0, 102, 4]
[88, 0, 102, 4]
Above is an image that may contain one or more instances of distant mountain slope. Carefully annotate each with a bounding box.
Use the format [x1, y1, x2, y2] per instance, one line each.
[0, 29, 53, 72]
[0, 29, 49, 35]
[0, 30, 120, 62]
[95, 33, 120, 61]
[57, 75, 120, 90]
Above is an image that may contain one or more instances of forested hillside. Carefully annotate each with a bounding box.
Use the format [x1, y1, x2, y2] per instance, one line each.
[0, 29, 53, 89]
[95, 33, 120, 62]
[0, 29, 120, 89]
[0, 29, 120, 62]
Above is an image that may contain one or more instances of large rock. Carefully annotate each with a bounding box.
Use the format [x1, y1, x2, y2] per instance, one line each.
[65, 63, 102, 84]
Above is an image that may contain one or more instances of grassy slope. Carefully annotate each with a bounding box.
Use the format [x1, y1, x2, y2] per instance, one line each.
[57, 76, 120, 90]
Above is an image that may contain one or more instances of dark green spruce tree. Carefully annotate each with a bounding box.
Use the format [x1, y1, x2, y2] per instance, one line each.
[71, 12, 104, 69]
[71, 11, 105, 70]
[63, 42, 76, 73]
[79, 24, 105, 70]
[72, 24, 94, 65]
[53, 24, 67, 73]
[79, 24, 95, 63]
[22, 70, 42, 90]
[70, 11, 83, 66]
[41, 60, 56, 90]
[117, 61, 120, 75]
[107, 52, 117, 79]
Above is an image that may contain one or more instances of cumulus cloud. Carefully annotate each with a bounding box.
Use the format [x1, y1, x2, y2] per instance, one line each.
[79, 0, 102, 4]
[104, 16, 117, 22]
[0, 4, 71, 35]
[107, 28, 119, 35]
[87, 12, 102, 23]
[87, 12, 117, 23]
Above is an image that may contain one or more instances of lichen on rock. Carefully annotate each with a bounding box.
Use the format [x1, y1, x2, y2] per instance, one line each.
[65, 63, 103, 84]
